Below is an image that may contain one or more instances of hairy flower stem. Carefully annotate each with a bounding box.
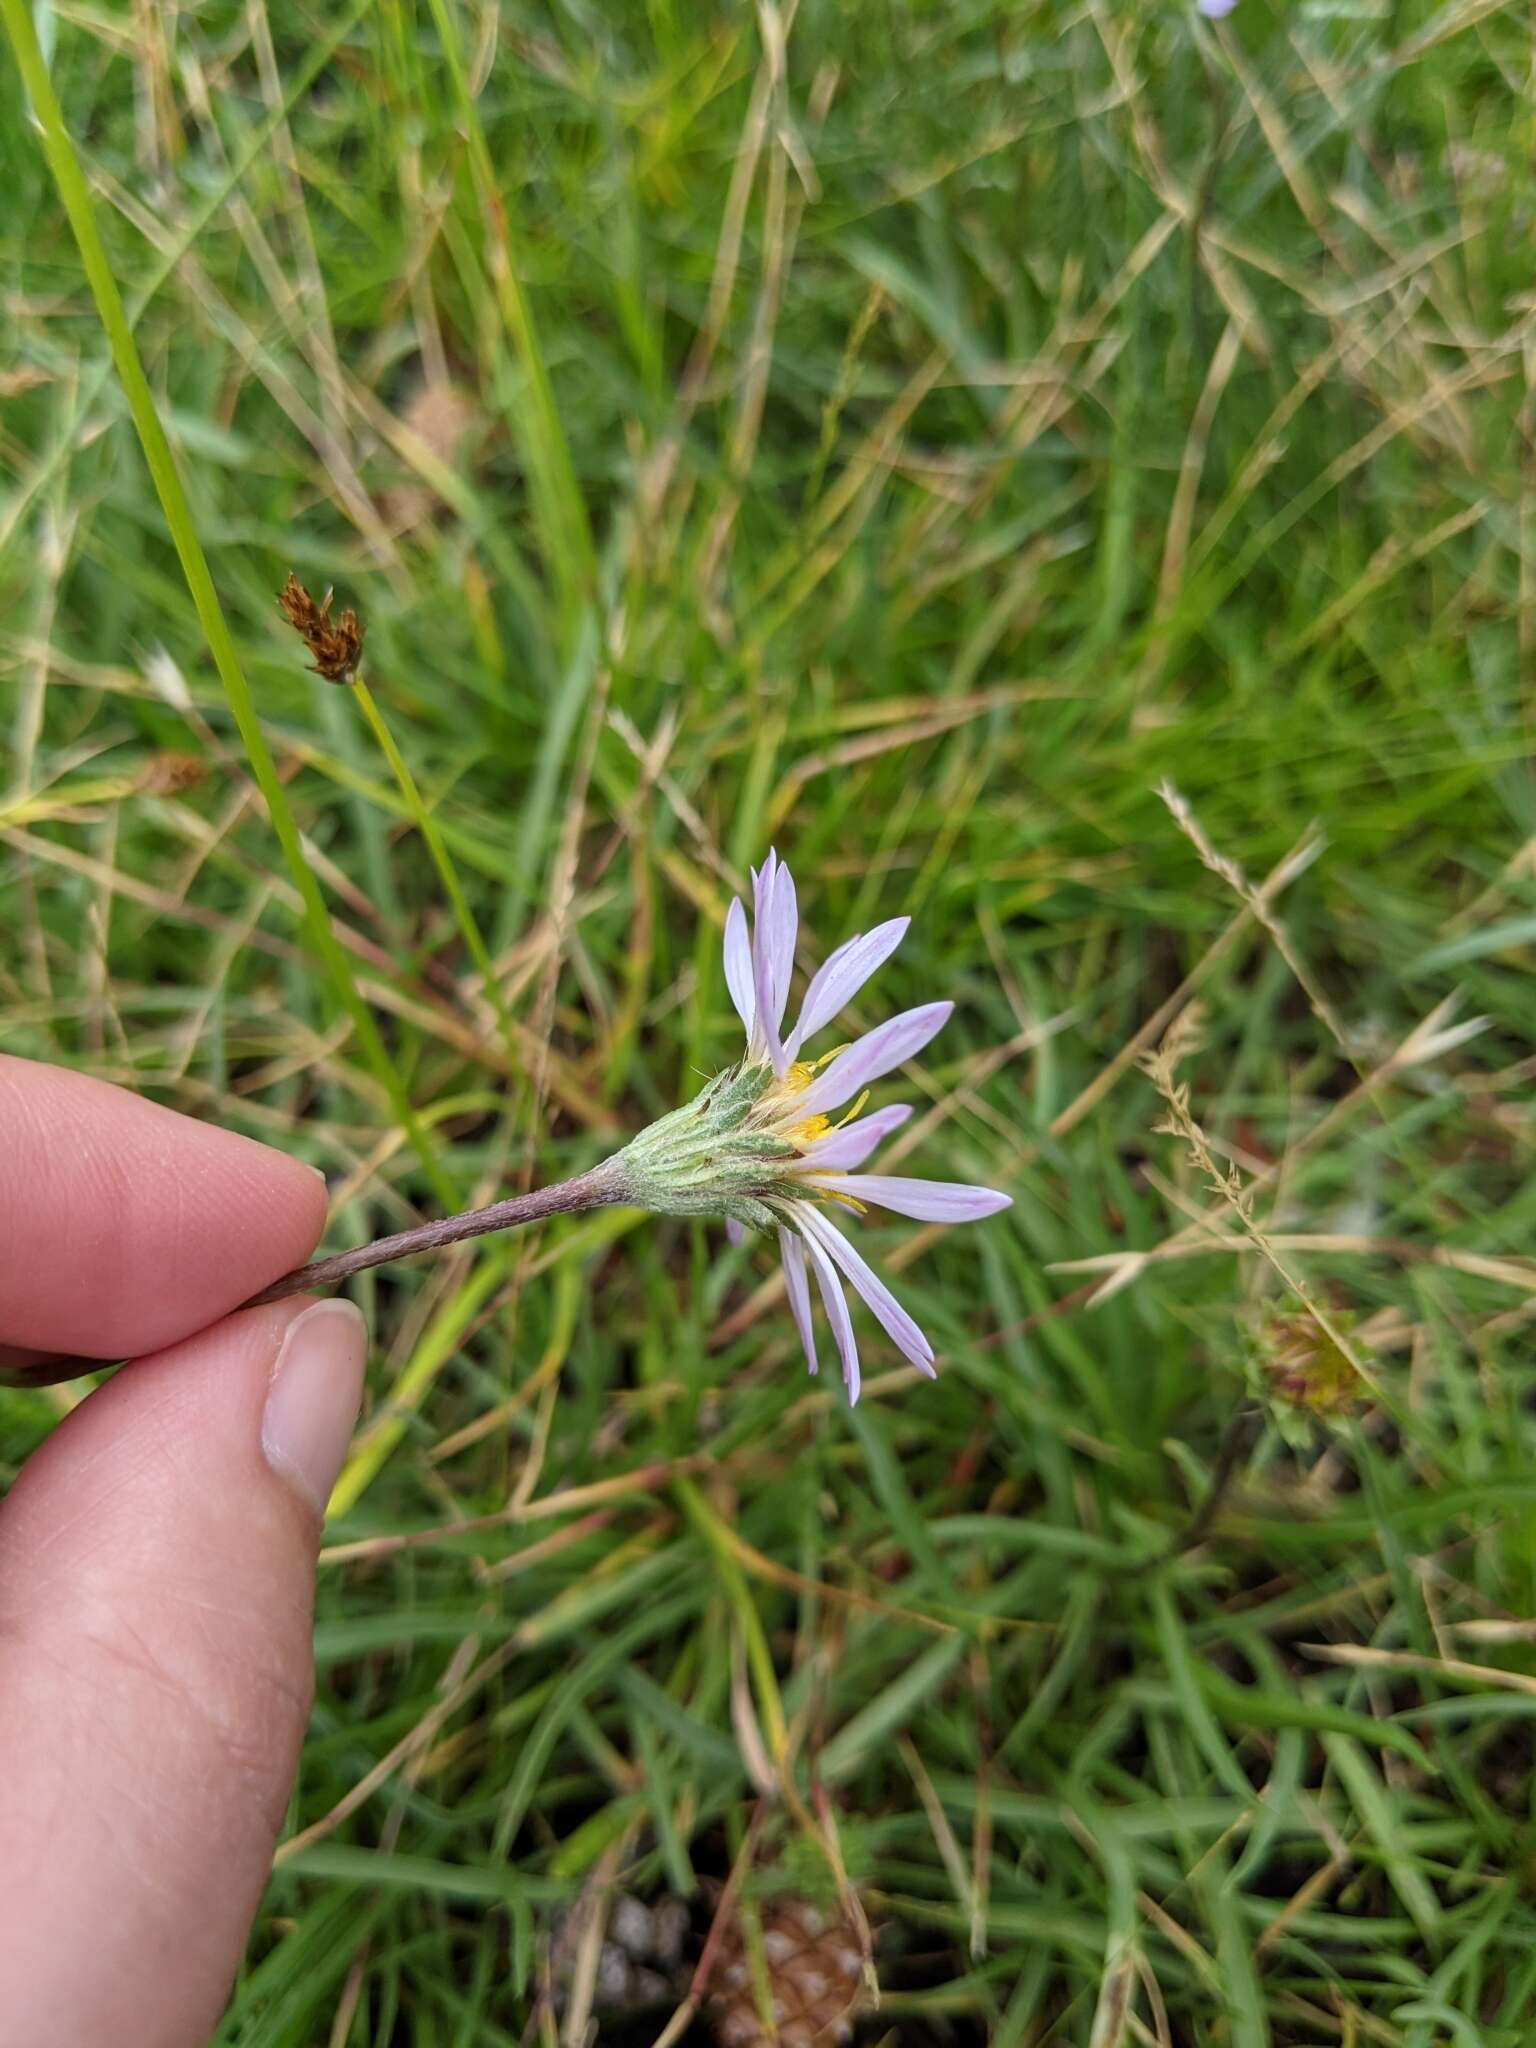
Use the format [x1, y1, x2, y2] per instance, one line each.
[241, 1158, 630, 1309]
[0, 1160, 633, 1387]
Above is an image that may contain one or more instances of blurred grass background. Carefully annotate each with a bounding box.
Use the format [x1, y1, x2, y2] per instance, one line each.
[4, 0, 1536, 2040]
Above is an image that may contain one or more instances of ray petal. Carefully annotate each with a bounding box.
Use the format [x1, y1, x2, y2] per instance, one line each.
[798, 1204, 936, 1375]
[795, 1002, 953, 1120]
[778, 1226, 818, 1376]
[813, 1174, 1012, 1222]
[799, 1224, 860, 1402]
[723, 897, 756, 1043]
[798, 1104, 914, 1171]
[786, 917, 909, 1059]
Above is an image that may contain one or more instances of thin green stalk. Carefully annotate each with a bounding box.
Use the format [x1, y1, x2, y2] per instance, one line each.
[352, 673, 521, 1070]
[3, 0, 455, 1209]
[422, 0, 595, 625]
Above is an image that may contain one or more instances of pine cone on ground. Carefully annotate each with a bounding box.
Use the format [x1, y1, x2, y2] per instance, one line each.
[708, 1895, 866, 2047]
[549, 1890, 689, 2013]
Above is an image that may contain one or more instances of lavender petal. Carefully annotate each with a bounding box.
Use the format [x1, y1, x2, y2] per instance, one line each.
[723, 897, 756, 1042]
[767, 856, 798, 1028]
[778, 1227, 818, 1375]
[814, 1174, 1012, 1223]
[797, 1204, 936, 1375]
[725, 1215, 746, 1247]
[800, 1227, 861, 1403]
[798, 1104, 914, 1171]
[751, 853, 788, 1073]
[795, 1001, 954, 1120]
[786, 917, 909, 1059]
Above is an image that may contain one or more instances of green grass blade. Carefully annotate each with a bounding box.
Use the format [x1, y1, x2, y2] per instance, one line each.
[2, 0, 454, 1208]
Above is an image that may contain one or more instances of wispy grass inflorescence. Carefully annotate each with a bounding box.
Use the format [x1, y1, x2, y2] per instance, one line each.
[1140, 1005, 1378, 1403]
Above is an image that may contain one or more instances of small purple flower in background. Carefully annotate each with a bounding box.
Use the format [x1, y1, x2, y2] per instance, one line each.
[715, 850, 1011, 1403]
[1196, 0, 1238, 17]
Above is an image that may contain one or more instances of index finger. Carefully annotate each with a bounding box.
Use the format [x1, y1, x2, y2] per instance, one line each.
[0, 1056, 327, 1359]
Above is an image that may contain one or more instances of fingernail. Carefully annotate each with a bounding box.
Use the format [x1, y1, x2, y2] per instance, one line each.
[261, 1300, 367, 1513]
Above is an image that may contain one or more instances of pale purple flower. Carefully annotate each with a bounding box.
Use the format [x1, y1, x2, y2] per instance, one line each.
[1196, 0, 1238, 16]
[722, 849, 1011, 1403]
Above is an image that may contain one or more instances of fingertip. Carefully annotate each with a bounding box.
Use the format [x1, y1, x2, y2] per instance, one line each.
[0, 1289, 353, 2043]
[260, 1299, 368, 1515]
[0, 1058, 330, 1359]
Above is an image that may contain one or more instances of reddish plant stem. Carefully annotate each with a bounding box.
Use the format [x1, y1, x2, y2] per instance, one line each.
[240, 1159, 629, 1307]
[0, 1162, 628, 1388]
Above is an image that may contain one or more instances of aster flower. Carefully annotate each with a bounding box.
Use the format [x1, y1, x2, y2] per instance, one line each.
[97, 852, 1008, 1411]
[685, 849, 1012, 1403]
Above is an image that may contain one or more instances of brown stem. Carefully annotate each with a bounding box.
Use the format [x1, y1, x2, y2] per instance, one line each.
[240, 1158, 629, 1307]
[0, 1160, 629, 1388]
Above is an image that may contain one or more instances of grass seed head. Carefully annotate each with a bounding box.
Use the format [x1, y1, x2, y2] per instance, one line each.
[276, 570, 364, 684]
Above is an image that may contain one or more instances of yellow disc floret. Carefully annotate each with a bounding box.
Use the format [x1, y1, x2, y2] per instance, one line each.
[756, 1060, 831, 1151]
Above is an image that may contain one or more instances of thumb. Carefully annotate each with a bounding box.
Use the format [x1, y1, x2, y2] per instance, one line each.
[0, 1296, 367, 2048]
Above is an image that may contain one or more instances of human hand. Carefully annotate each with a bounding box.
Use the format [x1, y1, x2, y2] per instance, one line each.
[0, 1056, 367, 2047]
